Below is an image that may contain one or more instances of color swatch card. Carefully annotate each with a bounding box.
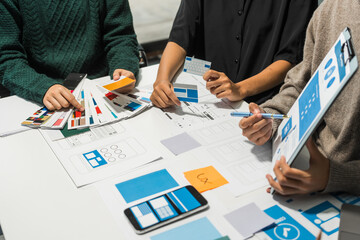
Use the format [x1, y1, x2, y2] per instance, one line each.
[173, 83, 199, 103]
[21, 107, 55, 127]
[183, 56, 211, 76]
[96, 85, 147, 119]
[184, 166, 228, 193]
[22, 79, 83, 129]
[67, 89, 88, 129]
[102, 77, 135, 91]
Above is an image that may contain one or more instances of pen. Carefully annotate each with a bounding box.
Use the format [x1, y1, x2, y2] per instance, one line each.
[230, 112, 289, 119]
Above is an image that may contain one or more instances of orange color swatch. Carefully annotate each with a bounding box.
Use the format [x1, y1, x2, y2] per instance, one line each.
[103, 77, 135, 91]
[184, 166, 229, 193]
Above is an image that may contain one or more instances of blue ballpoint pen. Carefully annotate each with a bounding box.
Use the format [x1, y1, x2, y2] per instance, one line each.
[230, 112, 289, 119]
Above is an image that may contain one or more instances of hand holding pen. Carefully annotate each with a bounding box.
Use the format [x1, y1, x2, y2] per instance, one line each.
[231, 112, 289, 119]
[238, 103, 274, 145]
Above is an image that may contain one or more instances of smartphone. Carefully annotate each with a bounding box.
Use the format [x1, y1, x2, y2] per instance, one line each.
[124, 185, 209, 234]
[62, 73, 87, 90]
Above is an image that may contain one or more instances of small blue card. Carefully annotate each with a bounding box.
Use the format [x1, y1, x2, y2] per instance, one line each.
[183, 56, 211, 76]
[115, 169, 179, 203]
[173, 83, 199, 103]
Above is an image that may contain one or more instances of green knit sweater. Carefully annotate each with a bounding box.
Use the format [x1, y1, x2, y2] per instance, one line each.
[0, 0, 139, 104]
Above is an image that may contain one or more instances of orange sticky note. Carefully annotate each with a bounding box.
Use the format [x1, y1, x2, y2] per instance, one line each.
[103, 77, 135, 91]
[184, 166, 229, 193]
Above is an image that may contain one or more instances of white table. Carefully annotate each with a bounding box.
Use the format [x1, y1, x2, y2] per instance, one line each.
[0, 65, 338, 240]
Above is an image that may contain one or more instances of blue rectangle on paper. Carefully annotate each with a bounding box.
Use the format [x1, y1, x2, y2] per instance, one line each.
[263, 205, 315, 240]
[115, 169, 179, 203]
[177, 97, 198, 103]
[281, 117, 292, 141]
[173, 187, 200, 212]
[174, 88, 186, 93]
[83, 150, 107, 168]
[298, 71, 321, 141]
[187, 89, 198, 98]
[150, 217, 221, 240]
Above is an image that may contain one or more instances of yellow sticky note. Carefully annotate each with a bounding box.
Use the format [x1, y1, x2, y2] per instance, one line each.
[103, 77, 135, 91]
[184, 166, 228, 193]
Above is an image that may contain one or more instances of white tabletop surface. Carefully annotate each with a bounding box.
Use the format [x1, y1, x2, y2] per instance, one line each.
[0, 65, 337, 240]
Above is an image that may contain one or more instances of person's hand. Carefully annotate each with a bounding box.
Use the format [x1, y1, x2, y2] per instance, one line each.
[113, 69, 135, 80]
[112, 69, 136, 93]
[266, 138, 330, 196]
[150, 80, 181, 108]
[43, 84, 83, 111]
[239, 102, 273, 145]
[203, 70, 245, 101]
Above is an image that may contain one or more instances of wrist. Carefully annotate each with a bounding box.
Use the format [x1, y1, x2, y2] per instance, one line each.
[236, 82, 249, 99]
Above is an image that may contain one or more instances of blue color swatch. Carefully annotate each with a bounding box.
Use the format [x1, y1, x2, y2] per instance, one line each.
[264, 205, 315, 240]
[150, 217, 222, 240]
[124, 102, 141, 112]
[115, 169, 179, 203]
[298, 71, 321, 140]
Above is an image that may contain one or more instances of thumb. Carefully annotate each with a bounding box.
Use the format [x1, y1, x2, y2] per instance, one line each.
[249, 102, 263, 114]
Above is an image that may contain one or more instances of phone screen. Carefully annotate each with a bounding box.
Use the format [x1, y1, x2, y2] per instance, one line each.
[126, 186, 206, 231]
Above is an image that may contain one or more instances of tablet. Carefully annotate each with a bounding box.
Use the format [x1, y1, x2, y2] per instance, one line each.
[270, 28, 358, 192]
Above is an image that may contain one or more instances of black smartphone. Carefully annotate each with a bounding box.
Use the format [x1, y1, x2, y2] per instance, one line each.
[62, 73, 87, 90]
[124, 185, 209, 234]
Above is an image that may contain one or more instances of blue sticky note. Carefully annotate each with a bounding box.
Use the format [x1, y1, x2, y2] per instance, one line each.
[150, 217, 222, 240]
[115, 169, 179, 203]
[263, 205, 315, 240]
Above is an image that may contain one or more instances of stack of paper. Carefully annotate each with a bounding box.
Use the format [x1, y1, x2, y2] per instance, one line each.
[21, 77, 150, 130]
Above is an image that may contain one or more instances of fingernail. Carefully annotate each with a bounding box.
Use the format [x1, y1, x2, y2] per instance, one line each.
[80, 107, 85, 111]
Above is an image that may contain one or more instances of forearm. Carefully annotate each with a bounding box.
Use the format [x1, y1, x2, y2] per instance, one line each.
[238, 60, 292, 98]
[155, 41, 186, 84]
[1, 59, 61, 104]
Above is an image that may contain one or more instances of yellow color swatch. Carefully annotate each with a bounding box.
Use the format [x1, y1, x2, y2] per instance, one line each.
[103, 77, 135, 91]
[184, 166, 229, 193]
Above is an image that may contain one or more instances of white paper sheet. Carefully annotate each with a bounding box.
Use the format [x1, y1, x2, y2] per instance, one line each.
[186, 118, 272, 196]
[0, 96, 41, 137]
[159, 72, 235, 129]
[41, 121, 161, 187]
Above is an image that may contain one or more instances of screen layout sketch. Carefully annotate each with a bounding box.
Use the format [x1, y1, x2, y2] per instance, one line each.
[272, 28, 358, 168]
